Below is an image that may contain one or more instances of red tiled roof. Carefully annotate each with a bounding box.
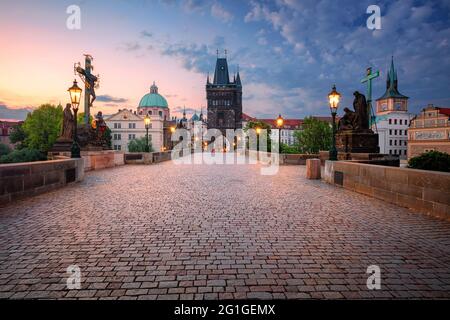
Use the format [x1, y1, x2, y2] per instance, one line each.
[241, 113, 256, 121]
[438, 107, 450, 116]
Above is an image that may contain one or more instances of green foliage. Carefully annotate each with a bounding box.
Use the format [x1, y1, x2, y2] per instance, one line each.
[9, 125, 27, 149]
[22, 104, 63, 153]
[0, 148, 46, 164]
[0, 143, 11, 156]
[244, 121, 272, 152]
[294, 117, 332, 154]
[408, 150, 450, 172]
[280, 143, 300, 154]
[104, 126, 112, 149]
[77, 112, 93, 125]
[128, 136, 153, 153]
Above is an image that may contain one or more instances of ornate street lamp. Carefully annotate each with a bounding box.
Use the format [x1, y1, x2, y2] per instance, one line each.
[144, 115, 151, 152]
[68, 79, 82, 158]
[328, 84, 341, 161]
[276, 114, 284, 153]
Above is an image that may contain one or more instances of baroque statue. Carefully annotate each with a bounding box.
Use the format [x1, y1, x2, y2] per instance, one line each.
[60, 103, 74, 140]
[338, 91, 370, 132]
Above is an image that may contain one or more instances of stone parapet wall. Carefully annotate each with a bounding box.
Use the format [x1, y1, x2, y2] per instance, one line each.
[0, 158, 84, 206]
[124, 151, 171, 165]
[82, 150, 124, 172]
[324, 160, 450, 220]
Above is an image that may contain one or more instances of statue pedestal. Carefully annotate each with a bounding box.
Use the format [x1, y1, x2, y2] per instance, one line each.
[336, 130, 380, 154]
[50, 138, 73, 152]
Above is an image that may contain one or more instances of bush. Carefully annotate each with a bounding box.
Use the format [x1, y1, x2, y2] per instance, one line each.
[0, 143, 11, 156]
[280, 143, 300, 154]
[408, 151, 450, 172]
[0, 148, 46, 164]
[128, 137, 153, 152]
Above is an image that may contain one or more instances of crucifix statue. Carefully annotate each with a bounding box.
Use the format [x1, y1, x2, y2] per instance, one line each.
[75, 54, 99, 126]
[360, 67, 379, 128]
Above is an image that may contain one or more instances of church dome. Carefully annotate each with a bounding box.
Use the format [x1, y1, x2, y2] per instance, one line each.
[190, 113, 200, 121]
[138, 82, 168, 108]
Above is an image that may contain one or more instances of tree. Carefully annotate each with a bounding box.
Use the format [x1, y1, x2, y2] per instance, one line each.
[104, 126, 112, 149]
[294, 117, 332, 154]
[22, 104, 63, 153]
[0, 143, 11, 156]
[244, 121, 272, 152]
[128, 136, 153, 152]
[9, 124, 27, 149]
[77, 112, 93, 125]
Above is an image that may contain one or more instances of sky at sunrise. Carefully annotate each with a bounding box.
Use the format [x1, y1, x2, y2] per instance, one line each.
[0, 0, 449, 120]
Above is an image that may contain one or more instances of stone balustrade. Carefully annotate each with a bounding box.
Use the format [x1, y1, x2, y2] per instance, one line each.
[0, 158, 84, 206]
[324, 160, 450, 220]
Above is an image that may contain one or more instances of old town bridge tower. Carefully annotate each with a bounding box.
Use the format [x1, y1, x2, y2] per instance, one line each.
[206, 54, 242, 133]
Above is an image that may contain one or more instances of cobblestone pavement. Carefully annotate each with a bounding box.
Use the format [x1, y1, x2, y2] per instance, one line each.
[1, 160, 450, 299]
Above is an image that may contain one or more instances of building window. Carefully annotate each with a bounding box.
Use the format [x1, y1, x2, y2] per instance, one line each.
[113, 145, 121, 150]
[394, 119, 397, 125]
[399, 119, 402, 125]
[128, 134, 136, 140]
[389, 140, 392, 146]
[113, 134, 121, 140]
[389, 119, 392, 125]
[128, 123, 136, 129]
[159, 111, 163, 117]
[394, 129, 397, 135]
[389, 129, 392, 135]
[394, 140, 397, 146]
[114, 123, 121, 129]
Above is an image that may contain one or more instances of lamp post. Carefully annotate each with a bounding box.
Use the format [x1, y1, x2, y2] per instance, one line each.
[328, 84, 341, 161]
[144, 115, 151, 152]
[68, 79, 82, 158]
[276, 114, 284, 153]
[170, 126, 175, 150]
[255, 127, 261, 151]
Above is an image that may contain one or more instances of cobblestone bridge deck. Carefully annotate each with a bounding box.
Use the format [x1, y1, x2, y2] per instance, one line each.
[1, 160, 449, 299]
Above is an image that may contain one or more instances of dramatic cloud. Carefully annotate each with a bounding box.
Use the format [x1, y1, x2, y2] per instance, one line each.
[211, 2, 233, 23]
[172, 106, 202, 115]
[96, 95, 129, 103]
[0, 104, 34, 120]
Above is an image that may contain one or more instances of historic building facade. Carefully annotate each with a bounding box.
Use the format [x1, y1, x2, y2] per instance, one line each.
[0, 119, 23, 149]
[408, 105, 450, 159]
[206, 55, 242, 133]
[373, 57, 414, 159]
[105, 82, 169, 152]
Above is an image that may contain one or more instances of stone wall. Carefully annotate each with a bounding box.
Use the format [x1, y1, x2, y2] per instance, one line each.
[82, 150, 124, 172]
[49, 150, 125, 172]
[124, 151, 171, 165]
[0, 158, 84, 206]
[246, 150, 319, 165]
[324, 160, 450, 220]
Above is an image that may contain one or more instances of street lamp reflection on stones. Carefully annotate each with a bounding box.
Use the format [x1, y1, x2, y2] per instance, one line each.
[328, 84, 341, 161]
[276, 114, 284, 153]
[144, 115, 151, 153]
[68, 79, 82, 158]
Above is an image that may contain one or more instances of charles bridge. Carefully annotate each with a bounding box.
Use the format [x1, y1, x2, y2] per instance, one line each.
[0, 155, 449, 299]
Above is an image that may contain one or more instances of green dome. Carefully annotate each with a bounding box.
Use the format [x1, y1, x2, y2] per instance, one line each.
[138, 82, 168, 108]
